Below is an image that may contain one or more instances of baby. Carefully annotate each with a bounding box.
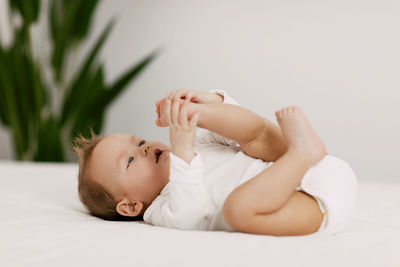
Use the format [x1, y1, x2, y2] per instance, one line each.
[74, 89, 358, 236]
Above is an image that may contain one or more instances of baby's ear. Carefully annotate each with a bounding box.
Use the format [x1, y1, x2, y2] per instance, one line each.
[116, 198, 143, 217]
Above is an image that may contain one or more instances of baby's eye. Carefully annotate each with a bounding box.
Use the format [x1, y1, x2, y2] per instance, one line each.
[127, 156, 134, 168]
[139, 140, 145, 146]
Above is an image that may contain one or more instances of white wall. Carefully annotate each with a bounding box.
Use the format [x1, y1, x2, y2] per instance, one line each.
[1, 0, 399, 182]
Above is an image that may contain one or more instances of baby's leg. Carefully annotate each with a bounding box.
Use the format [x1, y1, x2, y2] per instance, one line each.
[223, 106, 326, 236]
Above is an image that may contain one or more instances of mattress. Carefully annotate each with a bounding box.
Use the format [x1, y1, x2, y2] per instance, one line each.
[0, 160, 399, 267]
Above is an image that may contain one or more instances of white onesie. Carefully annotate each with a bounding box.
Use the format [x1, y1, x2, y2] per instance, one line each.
[143, 90, 358, 235]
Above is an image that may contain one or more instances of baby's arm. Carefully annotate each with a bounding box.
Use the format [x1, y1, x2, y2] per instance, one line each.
[144, 98, 211, 230]
[157, 90, 287, 161]
[157, 90, 263, 144]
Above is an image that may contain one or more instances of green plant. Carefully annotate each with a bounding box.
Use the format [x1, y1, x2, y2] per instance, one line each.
[0, 0, 157, 161]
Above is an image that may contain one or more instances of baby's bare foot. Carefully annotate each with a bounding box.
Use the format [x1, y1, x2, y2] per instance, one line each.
[275, 106, 326, 165]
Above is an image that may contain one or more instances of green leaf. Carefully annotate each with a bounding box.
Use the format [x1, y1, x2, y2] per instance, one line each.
[3, 1, 157, 162]
[91, 51, 158, 116]
[34, 116, 64, 162]
[50, 0, 81, 82]
[0, 46, 25, 159]
[60, 20, 114, 124]
[30, 62, 47, 126]
[0, 25, 47, 160]
[10, 28, 48, 156]
[0, 46, 10, 126]
[71, 0, 100, 40]
[69, 65, 105, 139]
[8, 29, 32, 156]
[49, 0, 101, 82]
[10, 0, 40, 26]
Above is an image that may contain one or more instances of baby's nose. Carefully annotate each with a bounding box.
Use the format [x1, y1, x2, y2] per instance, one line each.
[139, 145, 150, 156]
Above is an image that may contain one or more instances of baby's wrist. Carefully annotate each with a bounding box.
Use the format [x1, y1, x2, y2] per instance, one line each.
[172, 150, 196, 164]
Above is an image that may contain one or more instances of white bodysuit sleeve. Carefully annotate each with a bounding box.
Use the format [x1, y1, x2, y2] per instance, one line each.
[143, 153, 211, 230]
[195, 90, 241, 147]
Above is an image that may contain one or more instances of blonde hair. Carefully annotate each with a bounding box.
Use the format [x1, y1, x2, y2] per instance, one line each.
[72, 131, 143, 221]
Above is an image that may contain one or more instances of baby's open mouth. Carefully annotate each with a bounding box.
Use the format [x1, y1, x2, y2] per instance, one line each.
[154, 149, 163, 163]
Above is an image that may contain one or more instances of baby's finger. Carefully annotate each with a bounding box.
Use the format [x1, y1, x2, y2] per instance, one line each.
[172, 94, 180, 103]
[179, 102, 189, 125]
[168, 90, 181, 101]
[155, 104, 161, 118]
[167, 91, 175, 100]
[189, 112, 200, 128]
[173, 90, 185, 103]
[184, 92, 194, 103]
[165, 100, 172, 126]
[171, 99, 180, 125]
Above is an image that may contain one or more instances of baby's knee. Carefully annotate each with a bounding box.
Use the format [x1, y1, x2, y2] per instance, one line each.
[222, 190, 252, 231]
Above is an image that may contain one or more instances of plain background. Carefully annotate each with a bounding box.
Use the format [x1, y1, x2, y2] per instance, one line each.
[0, 0, 399, 182]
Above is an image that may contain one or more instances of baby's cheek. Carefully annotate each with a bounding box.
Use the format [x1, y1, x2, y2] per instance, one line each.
[142, 162, 157, 177]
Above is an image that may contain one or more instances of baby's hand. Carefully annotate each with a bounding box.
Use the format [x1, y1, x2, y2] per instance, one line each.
[155, 98, 199, 127]
[155, 99, 167, 127]
[165, 99, 200, 163]
[155, 98, 175, 127]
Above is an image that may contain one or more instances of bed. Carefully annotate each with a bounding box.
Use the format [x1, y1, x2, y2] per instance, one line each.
[0, 160, 399, 267]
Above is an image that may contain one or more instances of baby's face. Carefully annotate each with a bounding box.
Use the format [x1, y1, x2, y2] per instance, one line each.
[88, 133, 171, 208]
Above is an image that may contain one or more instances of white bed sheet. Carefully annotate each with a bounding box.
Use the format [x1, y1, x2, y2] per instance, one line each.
[0, 160, 399, 267]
